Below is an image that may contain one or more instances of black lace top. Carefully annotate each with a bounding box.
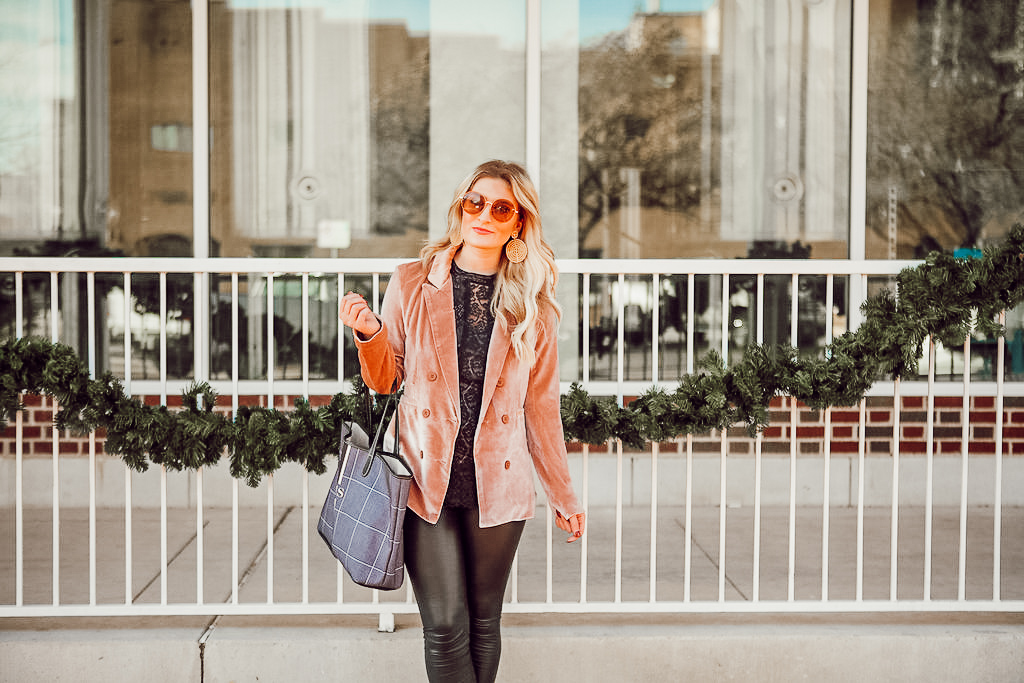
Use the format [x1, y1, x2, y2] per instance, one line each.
[445, 261, 496, 508]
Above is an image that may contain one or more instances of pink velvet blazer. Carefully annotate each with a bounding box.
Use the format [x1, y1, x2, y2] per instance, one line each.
[353, 247, 582, 528]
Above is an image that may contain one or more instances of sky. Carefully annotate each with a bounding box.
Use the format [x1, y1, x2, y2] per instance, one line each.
[579, 0, 716, 42]
[375, 0, 718, 40]
[225, 0, 716, 42]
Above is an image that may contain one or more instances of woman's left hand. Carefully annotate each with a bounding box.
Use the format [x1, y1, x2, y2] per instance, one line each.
[555, 510, 585, 543]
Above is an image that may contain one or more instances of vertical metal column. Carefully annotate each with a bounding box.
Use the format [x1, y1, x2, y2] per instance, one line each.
[14, 272, 23, 607]
[123, 273, 133, 605]
[266, 274, 276, 604]
[302, 274, 311, 605]
[87, 272, 97, 606]
[684, 273, 695, 603]
[525, 0, 541, 180]
[159, 272, 169, 606]
[788, 274, 799, 600]
[890, 375, 901, 601]
[847, 0, 870, 327]
[993, 311, 1006, 600]
[231, 273, 241, 605]
[50, 272, 61, 606]
[822, 275, 835, 600]
[958, 336, 972, 600]
[752, 273, 765, 601]
[924, 337, 936, 600]
[719, 274, 729, 601]
[192, 1, 212, 609]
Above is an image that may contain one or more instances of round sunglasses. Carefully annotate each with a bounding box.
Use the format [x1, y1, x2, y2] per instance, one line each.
[459, 191, 519, 224]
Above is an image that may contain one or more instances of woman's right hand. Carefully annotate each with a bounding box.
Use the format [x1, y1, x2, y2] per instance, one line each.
[555, 510, 586, 543]
[339, 291, 382, 339]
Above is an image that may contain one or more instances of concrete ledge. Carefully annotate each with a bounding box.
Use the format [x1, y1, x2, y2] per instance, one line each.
[3, 614, 1022, 683]
[204, 618, 423, 682]
[0, 623, 203, 683]
[500, 617, 1024, 683]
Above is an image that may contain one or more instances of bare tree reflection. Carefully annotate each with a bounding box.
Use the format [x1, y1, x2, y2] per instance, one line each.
[867, 1, 1024, 257]
[578, 18, 714, 257]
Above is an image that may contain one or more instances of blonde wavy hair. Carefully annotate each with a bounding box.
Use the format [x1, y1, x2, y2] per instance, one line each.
[420, 159, 560, 367]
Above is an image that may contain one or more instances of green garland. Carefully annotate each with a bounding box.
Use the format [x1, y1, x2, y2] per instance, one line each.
[2, 224, 1022, 480]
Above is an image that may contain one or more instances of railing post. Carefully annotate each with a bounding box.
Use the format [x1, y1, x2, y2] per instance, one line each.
[378, 612, 395, 633]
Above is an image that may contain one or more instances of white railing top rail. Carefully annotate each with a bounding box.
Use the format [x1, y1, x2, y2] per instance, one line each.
[558, 258, 923, 276]
[0, 256, 922, 277]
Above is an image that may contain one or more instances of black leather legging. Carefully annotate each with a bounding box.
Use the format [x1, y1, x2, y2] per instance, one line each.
[404, 506, 525, 683]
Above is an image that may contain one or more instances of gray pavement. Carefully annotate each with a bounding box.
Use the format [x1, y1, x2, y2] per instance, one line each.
[2, 504, 1023, 681]
[3, 504, 1022, 607]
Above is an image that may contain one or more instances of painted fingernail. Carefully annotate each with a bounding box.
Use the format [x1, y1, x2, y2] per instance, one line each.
[575, 531, 582, 537]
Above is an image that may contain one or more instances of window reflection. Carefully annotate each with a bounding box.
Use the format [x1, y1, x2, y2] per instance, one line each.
[576, 1, 852, 380]
[0, 273, 54, 341]
[866, 0, 1024, 259]
[866, 275, 1023, 382]
[657, 274, 712, 378]
[867, 0, 1024, 380]
[110, 0, 195, 257]
[578, 1, 850, 261]
[0, 1, 85, 244]
[581, 270, 848, 384]
[212, 1, 431, 258]
[0, 1, 195, 259]
[2, 1, 1021, 384]
[113, 274, 195, 380]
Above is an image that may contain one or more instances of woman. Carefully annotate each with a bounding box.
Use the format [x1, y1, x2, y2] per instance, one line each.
[339, 159, 585, 682]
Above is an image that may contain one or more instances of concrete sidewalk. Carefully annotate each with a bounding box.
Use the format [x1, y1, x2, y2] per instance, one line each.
[2, 505, 1023, 681]
[4, 612, 1022, 683]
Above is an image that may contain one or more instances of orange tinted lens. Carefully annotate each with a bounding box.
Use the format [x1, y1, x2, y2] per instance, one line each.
[461, 192, 485, 214]
[491, 200, 516, 223]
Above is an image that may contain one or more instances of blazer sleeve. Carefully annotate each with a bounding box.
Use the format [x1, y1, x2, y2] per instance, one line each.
[523, 307, 582, 518]
[353, 267, 407, 394]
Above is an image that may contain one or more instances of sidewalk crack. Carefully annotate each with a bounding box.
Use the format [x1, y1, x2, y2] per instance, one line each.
[132, 520, 211, 603]
[195, 505, 296, 681]
[676, 517, 749, 600]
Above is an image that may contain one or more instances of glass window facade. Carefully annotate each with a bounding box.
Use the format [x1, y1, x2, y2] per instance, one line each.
[865, 0, 1024, 378]
[1, 0, 1021, 382]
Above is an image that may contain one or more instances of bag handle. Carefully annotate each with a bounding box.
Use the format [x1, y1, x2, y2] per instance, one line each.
[363, 393, 400, 477]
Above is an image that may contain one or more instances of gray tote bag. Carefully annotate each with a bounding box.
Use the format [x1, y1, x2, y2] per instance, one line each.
[318, 395, 412, 590]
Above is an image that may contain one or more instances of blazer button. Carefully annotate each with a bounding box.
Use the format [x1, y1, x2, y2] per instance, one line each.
[496, 378, 504, 387]
[504, 460, 511, 470]
[501, 414, 509, 424]
[427, 372, 437, 381]
[419, 451, 424, 459]
[422, 408, 431, 418]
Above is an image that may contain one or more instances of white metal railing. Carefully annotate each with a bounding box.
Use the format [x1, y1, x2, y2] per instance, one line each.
[1, 256, 1022, 622]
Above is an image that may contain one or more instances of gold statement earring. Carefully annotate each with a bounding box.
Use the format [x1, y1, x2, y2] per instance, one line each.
[505, 231, 527, 263]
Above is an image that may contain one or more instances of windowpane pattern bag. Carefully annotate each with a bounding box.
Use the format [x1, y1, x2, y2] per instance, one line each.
[318, 394, 412, 590]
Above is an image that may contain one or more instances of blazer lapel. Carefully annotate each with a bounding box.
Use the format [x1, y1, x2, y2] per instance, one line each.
[424, 250, 460, 412]
[479, 315, 512, 418]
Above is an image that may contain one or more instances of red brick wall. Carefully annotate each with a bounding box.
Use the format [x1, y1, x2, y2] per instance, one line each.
[565, 394, 1024, 456]
[4, 393, 1024, 459]
[0, 393, 301, 457]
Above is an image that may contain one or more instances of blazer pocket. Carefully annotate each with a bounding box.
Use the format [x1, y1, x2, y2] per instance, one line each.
[398, 395, 451, 464]
[495, 408, 529, 462]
